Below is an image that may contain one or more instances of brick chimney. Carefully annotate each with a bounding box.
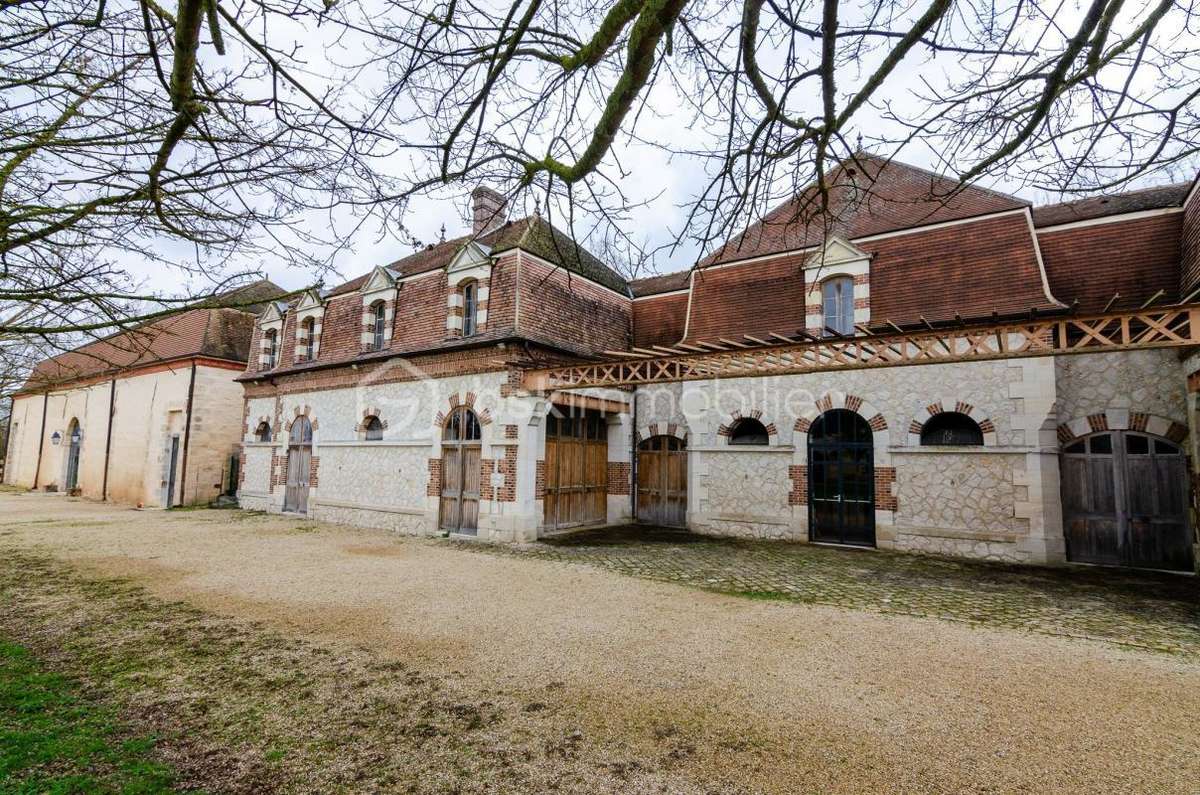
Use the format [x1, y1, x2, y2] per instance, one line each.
[471, 186, 508, 236]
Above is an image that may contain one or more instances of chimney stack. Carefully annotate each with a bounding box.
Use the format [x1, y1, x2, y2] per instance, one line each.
[471, 186, 508, 236]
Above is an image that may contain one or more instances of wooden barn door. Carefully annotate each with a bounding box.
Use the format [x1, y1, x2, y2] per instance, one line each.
[636, 435, 687, 527]
[1062, 431, 1192, 571]
[440, 407, 482, 535]
[543, 410, 608, 531]
[808, 409, 875, 547]
[283, 416, 312, 514]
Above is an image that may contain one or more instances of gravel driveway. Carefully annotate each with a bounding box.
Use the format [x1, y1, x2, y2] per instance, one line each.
[2, 491, 1199, 793]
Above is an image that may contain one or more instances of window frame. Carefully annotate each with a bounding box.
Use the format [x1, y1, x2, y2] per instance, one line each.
[264, 328, 278, 369]
[298, 317, 316, 362]
[369, 300, 386, 351]
[362, 415, 384, 441]
[254, 421, 272, 443]
[461, 281, 478, 337]
[727, 417, 770, 446]
[919, 411, 984, 447]
[821, 276, 855, 337]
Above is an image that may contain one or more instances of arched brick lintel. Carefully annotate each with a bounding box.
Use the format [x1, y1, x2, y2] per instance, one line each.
[907, 399, 998, 446]
[793, 392, 888, 439]
[716, 409, 779, 444]
[1057, 410, 1187, 445]
[634, 422, 689, 445]
[433, 391, 493, 428]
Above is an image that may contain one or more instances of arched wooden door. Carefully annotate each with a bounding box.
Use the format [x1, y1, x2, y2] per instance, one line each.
[636, 435, 687, 527]
[283, 416, 312, 514]
[543, 410, 608, 531]
[808, 409, 875, 546]
[1061, 431, 1192, 571]
[65, 420, 82, 492]
[440, 407, 482, 535]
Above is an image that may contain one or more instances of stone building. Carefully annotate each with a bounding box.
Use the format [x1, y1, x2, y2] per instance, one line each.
[236, 158, 1200, 573]
[4, 282, 283, 507]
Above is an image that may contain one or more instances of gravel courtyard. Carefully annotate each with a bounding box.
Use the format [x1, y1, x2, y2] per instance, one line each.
[1, 490, 1199, 793]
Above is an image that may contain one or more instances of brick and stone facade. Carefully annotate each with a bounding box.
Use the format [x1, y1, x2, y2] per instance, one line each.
[227, 159, 1199, 571]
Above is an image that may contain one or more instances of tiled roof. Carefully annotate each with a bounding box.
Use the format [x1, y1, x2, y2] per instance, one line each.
[20, 280, 285, 391]
[1031, 183, 1190, 227]
[631, 270, 691, 297]
[329, 216, 628, 296]
[699, 152, 1027, 266]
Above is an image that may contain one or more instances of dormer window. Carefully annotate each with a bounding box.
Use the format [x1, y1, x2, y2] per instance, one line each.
[822, 276, 854, 337]
[461, 281, 478, 337]
[369, 300, 386, 351]
[264, 328, 278, 369]
[298, 317, 316, 362]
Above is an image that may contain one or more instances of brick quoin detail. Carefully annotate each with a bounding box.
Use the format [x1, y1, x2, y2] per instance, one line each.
[309, 456, 320, 488]
[1130, 413, 1149, 431]
[535, 460, 545, 498]
[426, 458, 442, 497]
[504, 424, 518, 440]
[874, 467, 897, 511]
[607, 462, 631, 495]
[1087, 413, 1109, 432]
[788, 465, 808, 506]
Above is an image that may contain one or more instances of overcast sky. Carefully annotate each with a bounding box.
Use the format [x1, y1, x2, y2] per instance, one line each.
[146, 0, 1200, 299]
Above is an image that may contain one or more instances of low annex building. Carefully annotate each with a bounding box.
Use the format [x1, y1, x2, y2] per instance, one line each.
[236, 160, 1200, 573]
[3, 282, 284, 507]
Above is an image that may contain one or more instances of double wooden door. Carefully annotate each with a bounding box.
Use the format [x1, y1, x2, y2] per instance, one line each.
[543, 410, 608, 530]
[440, 407, 481, 535]
[808, 409, 876, 547]
[283, 416, 312, 514]
[1062, 431, 1192, 571]
[636, 435, 687, 527]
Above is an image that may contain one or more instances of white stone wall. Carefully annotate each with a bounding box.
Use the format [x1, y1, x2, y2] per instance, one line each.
[1055, 349, 1186, 426]
[636, 356, 1064, 562]
[691, 448, 795, 539]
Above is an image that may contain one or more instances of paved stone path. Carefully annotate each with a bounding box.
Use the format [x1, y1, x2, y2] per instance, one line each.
[455, 525, 1200, 656]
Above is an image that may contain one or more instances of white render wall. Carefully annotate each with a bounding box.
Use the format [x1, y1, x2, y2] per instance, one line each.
[5, 363, 245, 507]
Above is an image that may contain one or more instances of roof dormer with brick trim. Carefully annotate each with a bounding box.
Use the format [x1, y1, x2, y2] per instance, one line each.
[257, 301, 286, 370]
[359, 266, 398, 352]
[803, 237, 871, 336]
[445, 241, 492, 338]
[293, 289, 326, 363]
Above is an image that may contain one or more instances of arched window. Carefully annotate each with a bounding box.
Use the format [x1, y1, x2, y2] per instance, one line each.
[461, 281, 478, 337]
[728, 417, 769, 445]
[822, 276, 854, 336]
[369, 301, 386, 351]
[254, 421, 272, 442]
[298, 317, 316, 362]
[443, 407, 481, 442]
[920, 412, 984, 446]
[363, 415, 383, 441]
[264, 328, 278, 369]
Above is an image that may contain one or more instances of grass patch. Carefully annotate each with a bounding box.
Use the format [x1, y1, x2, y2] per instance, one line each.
[0, 640, 176, 794]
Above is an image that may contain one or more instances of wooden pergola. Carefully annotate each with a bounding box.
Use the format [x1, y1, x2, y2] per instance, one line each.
[522, 305, 1200, 391]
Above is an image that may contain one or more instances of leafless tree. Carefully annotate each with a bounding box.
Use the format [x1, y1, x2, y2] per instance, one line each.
[363, 0, 1200, 255]
[0, 0, 400, 338]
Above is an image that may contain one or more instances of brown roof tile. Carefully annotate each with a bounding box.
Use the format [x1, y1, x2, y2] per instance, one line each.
[700, 153, 1026, 266]
[1031, 183, 1189, 228]
[631, 270, 691, 297]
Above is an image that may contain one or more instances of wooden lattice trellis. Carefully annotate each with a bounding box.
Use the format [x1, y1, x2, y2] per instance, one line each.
[522, 306, 1200, 391]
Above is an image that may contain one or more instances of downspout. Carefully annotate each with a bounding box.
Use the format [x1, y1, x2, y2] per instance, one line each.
[1, 395, 13, 484]
[630, 387, 638, 521]
[32, 392, 48, 490]
[101, 378, 116, 500]
[176, 361, 198, 507]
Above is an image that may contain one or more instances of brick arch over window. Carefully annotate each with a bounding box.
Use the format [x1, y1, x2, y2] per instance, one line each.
[1057, 410, 1187, 445]
[355, 407, 389, 437]
[288, 404, 319, 431]
[432, 391, 493, 429]
[793, 392, 888, 442]
[634, 422, 688, 445]
[717, 409, 778, 444]
[907, 400, 997, 446]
